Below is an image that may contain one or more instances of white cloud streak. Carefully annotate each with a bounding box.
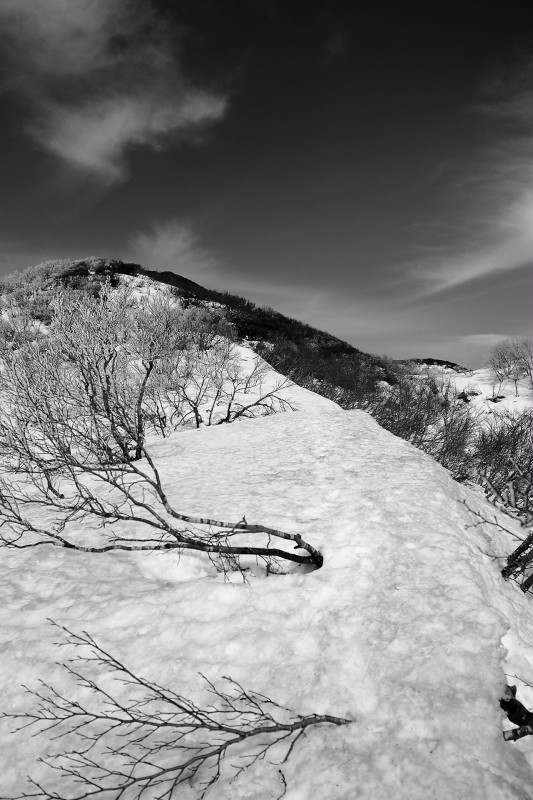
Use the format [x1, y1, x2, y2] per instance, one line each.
[457, 334, 508, 347]
[127, 220, 220, 283]
[406, 61, 533, 296]
[125, 220, 406, 346]
[0, 0, 227, 184]
[37, 92, 226, 185]
[410, 192, 533, 295]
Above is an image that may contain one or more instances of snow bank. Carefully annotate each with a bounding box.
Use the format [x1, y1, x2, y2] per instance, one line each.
[1, 405, 532, 798]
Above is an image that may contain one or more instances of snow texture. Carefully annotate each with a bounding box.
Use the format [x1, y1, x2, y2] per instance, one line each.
[1, 334, 533, 797]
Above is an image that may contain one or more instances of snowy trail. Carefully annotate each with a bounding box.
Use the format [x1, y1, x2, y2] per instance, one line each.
[1, 406, 532, 798]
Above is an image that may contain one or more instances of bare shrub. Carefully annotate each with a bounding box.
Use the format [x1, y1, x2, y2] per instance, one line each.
[144, 303, 293, 432]
[472, 411, 533, 591]
[0, 302, 45, 351]
[474, 410, 533, 496]
[478, 461, 533, 592]
[0, 285, 321, 571]
[362, 375, 475, 480]
[517, 337, 533, 389]
[489, 340, 515, 386]
[2, 623, 351, 800]
[488, 338, 531, 397]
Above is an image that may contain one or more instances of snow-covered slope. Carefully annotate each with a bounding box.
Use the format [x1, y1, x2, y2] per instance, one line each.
[1, 396, 533, 798]
[232, 341, 341, 414]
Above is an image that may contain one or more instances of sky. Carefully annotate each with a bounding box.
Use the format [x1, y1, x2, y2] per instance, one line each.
[0, 0, 532, 367]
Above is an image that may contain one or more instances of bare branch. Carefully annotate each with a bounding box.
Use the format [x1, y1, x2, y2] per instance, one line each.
[1, 623, 352, 800]
[503, 725, 533, 742]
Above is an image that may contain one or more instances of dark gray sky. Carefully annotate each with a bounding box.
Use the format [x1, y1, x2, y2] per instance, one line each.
[0, 0, 532, 366]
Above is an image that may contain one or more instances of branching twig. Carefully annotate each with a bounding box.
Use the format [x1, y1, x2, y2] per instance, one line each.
[1, 623, 352, 800]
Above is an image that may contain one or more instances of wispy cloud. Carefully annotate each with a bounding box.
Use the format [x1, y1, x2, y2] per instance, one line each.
[125, 220, 407, 347]
[36, 91, 226, 185]
[457, 333, 508, 347]
[0, 0, 227, 184]
[409, 193, 533, 295]
[405, 58, 533, 297]
[126, 220, 220, 283]
[324, 31, 351, 64]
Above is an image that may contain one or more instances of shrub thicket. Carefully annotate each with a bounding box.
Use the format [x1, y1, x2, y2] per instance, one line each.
[475, 410, 533, 491]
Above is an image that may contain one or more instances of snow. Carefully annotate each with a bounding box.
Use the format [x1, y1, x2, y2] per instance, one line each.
[417, 365, 533, 417]
[2, 370, 533, 798]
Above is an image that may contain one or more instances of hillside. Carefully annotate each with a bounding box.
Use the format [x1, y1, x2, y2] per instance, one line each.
[0, 257, 399, 400]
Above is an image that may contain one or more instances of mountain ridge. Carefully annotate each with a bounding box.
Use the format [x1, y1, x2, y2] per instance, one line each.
[0, 257, 464, 373]
[0, 257, 402, 397]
